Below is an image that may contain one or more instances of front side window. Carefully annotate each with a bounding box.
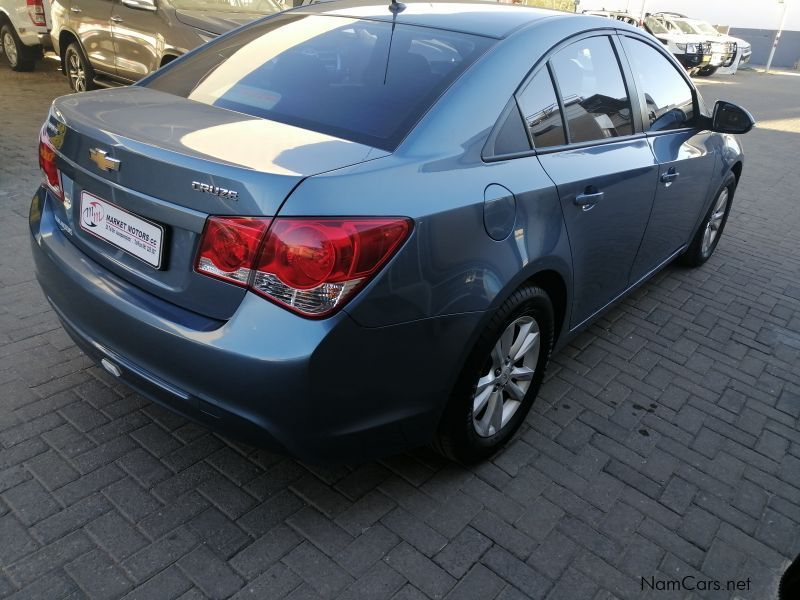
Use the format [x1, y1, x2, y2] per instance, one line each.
[673, 19, 700, 34]
[692, 21, 720, 36]
[146, 15, 492, 151]
[517, 68, 565, 149]
[621, 37, 695, 131]
[549, 36, 633, 144]
[644, 17, 669, 35]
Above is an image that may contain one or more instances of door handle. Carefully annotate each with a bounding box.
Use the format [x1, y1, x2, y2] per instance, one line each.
[660, 169, 680, 184]
[111, 15, 124, 22]
[70, 6, 82, 12]
[574, 189, 604, 211]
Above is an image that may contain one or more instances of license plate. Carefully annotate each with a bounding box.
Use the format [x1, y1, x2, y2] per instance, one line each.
[79, 191, 164, 268]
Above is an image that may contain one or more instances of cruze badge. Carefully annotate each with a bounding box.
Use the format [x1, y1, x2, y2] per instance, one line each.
[192, 181, 239, 200]
[89, 148, 121, 172]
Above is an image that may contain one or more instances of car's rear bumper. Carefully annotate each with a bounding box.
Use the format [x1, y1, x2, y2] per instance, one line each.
[30, 188, 481, 462]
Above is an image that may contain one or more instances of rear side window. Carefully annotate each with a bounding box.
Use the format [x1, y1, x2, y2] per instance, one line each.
[145, 14, 492, 151]
[517, 68, 566, 148]
[549, 36, 633, 143]
[620, 37, 695, 131]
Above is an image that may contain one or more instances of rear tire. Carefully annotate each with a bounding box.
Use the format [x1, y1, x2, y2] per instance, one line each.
[679, 172, 736, 268]
[433, 285, 554, 463]
[1, 25, 36, 72]
[64, 42, 97, 92]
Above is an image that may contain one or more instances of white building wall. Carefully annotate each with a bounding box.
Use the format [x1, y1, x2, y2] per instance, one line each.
[576, 0, 799, 31]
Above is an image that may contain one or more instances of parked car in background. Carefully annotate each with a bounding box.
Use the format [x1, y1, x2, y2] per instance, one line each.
[643, 13, 712, 75]
[581, 10, 639, 26]
[50, 0, 281, 91]
[31, 2, 754, 462]
[649, 13, 733, 76]
[0, 0, 50, 71]
[677, 16, 751, 75]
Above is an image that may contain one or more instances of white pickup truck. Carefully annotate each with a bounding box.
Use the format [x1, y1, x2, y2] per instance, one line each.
[0, 0, 51, 71]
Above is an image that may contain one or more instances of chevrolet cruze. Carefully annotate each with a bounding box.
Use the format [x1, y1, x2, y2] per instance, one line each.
[30, 0, 754, 462]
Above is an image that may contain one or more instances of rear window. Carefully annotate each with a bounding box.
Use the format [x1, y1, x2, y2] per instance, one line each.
[145, 14, 493, 151]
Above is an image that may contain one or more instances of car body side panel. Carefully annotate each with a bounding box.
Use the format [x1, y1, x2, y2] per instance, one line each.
[110, 0, 165, 80]
[72, 0, 115, 73]
[629, 130, 718, 281]
[283, 154, 571, 329]
[537, 140, 659, 327]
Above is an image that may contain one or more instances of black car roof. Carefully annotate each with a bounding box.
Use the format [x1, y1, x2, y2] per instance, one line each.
[293, 0, 563, 39]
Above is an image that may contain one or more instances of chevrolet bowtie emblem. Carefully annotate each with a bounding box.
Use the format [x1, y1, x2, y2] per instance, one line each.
[89, 148, 121, 172]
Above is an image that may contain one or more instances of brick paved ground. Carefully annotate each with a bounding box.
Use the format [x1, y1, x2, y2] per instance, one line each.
[1, 53, 799, 600]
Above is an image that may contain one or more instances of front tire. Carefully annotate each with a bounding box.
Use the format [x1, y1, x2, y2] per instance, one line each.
[680, 172, 736, 267]
[1, 25, 36, 72]
[64, 42, 97, 92]
[433, 285, 554, 463]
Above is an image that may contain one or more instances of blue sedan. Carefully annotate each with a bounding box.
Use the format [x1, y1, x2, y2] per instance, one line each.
[30, 0, 754, 462]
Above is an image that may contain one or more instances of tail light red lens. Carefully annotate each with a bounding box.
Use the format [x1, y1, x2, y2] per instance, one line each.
[194, 216, 412, 317]
[26, 0, 46, 26]
[39, 128, 63, 201]
[252, 218, 411, 316]
[195, 217, 271, 285]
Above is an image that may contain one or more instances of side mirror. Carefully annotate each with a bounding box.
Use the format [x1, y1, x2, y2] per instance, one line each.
[122, 0, 157, 10]
[712, 100, 755, 135]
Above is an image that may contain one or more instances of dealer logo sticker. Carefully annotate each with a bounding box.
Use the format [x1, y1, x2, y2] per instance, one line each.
[82, 201, 104, 228]
[78, 191, 164, 268]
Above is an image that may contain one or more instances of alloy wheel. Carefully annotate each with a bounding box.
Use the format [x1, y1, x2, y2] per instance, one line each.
[2, 32, 18, 67]
[472, 315, 540, 438]
[701, 188, 729, 256]
[66, 49, 86, 92]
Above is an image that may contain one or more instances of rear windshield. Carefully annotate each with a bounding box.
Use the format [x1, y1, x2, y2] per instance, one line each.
[145, 14, 493, 151]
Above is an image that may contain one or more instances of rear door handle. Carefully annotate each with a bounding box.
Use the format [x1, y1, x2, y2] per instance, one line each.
[660, 169, 680, 184]
[111, 15, 124, 22]
[70, 6, 82, 12]
[574, 189, 604, 211]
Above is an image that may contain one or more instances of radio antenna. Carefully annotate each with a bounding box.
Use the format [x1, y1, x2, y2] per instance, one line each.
[384, 0, 405, 83]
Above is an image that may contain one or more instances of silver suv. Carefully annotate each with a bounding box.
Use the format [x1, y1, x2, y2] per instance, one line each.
[49, 0, 281, 91]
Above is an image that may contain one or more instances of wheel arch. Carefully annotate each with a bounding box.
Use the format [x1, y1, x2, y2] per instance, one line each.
[58, 29, 82, 68]
[159, 53, 180, 68]
[481, 257, 573, 349]
[525, 269, 568, 345]
[731, 160, 743, 185]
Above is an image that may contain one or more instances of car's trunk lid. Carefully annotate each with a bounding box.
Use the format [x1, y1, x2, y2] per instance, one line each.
[48, 87, 385, 320]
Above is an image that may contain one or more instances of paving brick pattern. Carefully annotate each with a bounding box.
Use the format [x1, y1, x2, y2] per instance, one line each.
[1, 55, 799, 599]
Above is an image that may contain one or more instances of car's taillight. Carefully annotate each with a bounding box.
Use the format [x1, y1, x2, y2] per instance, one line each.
[194, 216, 412, 318]
[27, 0, 46, 26]
[39, 128, 63, 201]
[195, 217, 271, 285]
